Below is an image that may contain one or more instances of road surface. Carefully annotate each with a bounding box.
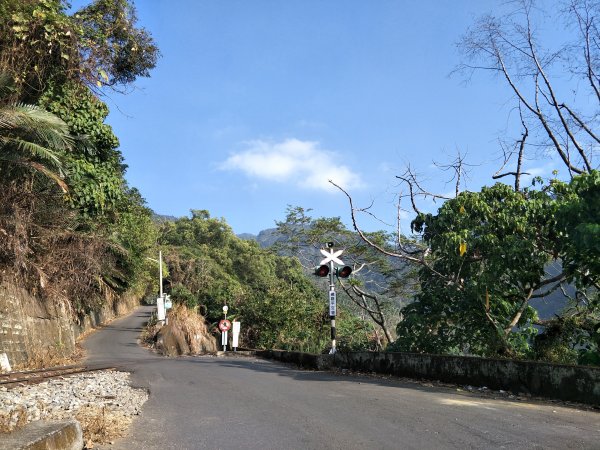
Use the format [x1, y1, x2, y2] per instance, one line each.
[83, 306, 600, 449]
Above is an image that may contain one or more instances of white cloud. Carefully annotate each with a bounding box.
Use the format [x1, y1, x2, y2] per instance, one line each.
[520, 162, 561, 184]
[525, 165, 550, 177]
[220, 138, 364, 192]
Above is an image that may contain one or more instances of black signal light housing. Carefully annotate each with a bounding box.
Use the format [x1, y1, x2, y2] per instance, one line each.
[314, 265, 330, 277]
[336, 266, 352, 278]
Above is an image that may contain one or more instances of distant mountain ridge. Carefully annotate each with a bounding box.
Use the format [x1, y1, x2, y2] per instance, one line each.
[152, 213, 179, 224]
[238, 228, 285, 248]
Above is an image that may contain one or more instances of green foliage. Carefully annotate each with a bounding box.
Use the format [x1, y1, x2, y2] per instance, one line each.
[159, 211, 377, 352]
[237, 276, 327, 352]
[396, 184, 552, 357]
[38, 81, 125, 218]
[63, 156, 124, 217]
[107, 187, 158, 294]
[335, 312, 378, 352]
[0, 75, 72, 190]
[0, 0, 77, 101]
[533, 317, 581, 365]
[40, 81, 119, 154]
[73, 0, 159, 87]
[0, 0, 160, 318]
[578, 323, 600, 366]
[274, 205, 417, 347]
[0, 0, 158, 99]
[555, 171, 600, 288]
[393, 175, 600, 363]
[1, 0, 157, 222]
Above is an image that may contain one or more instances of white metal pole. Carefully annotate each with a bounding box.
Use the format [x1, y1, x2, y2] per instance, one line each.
[159, 250, 163, 298]
[222, 305, 228, 352]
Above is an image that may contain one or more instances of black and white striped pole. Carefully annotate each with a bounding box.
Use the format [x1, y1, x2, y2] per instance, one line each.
[328, 257, 337, 354]
[315, 243, 352, 355]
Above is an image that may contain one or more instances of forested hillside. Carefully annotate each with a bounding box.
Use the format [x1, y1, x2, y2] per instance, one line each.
[0, 0, 378, 357]
[157, 210, 377, 352]
[1, 0, 597, 367]
[0, 0, 159, 322]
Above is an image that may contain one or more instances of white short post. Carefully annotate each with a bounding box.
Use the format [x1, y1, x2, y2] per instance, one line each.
[221, 330, 228, 352]
[0, 353, 11, 373]
[157, 295, 166, 325]
[232, 321, 240, 351]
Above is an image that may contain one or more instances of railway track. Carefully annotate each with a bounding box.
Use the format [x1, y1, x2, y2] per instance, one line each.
[0, 364, 117, 388]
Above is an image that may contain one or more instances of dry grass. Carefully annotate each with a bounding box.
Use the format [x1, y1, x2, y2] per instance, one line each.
[167, 304, 217, 354]
[141, 303, 217, 354]
[13, 343, 84, 371]
[76, 405, 132, 446]
[0, 407, 27, 434]
[0, 406, 133, 445]
[140, 315, 161, 347]
[0, 182, 123, 330]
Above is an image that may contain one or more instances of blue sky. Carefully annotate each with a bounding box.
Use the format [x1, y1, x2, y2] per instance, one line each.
[74, 1, 561, 235]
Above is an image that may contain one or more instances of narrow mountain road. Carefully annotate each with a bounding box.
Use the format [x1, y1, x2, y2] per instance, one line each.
[84, 306, 600, 449]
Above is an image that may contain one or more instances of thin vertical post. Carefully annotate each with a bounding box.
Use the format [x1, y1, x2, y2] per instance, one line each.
[159, 250, 163, 298]
[329, 259, 336, 354]
[223, 309, 227, 352]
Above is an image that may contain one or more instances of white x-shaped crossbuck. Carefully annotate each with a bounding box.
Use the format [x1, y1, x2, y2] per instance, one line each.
[319, 248, 344, 265]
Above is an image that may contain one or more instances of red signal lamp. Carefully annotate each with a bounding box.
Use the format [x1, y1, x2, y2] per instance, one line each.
[313, 265, 330, 277]
[336, 266, 352, 278]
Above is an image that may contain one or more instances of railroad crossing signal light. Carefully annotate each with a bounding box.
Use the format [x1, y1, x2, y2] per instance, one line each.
[336, 266, 352, 278]
[314, 265, 330, 277]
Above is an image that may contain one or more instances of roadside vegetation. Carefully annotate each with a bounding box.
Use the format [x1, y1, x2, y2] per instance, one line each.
[334, 0, 600, 364]
[156, 210, 376, 352]
[0, 0, 597, 364]
[0, 0, 159, 326]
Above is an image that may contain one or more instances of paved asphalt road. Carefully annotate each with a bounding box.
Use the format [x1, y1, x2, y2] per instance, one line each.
[83, 306, 600, 450]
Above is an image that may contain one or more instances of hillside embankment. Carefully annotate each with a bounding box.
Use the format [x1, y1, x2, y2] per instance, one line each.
[0, 281, 141, 369]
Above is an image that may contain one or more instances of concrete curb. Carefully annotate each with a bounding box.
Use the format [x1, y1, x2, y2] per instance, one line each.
[255, 349, 600, 406]
[0, 420, 83, 450]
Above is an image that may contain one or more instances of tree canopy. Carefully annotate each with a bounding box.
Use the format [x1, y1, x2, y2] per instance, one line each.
[158, 211, 377, 352]
[338, 0, 600, 364]
[0, 0, 160, 316]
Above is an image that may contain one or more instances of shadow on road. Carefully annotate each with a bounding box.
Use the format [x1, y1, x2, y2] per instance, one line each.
[159, 355, 470, 398]
[154, 355, 600, 413]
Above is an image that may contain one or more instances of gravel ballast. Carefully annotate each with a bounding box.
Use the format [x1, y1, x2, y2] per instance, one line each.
[0, 370, 147, 444]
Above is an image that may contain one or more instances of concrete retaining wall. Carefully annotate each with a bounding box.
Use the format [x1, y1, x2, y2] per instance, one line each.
[0, 281, 140, 368]
[0, 283, 74, 367]
[256, 350, 600, 406]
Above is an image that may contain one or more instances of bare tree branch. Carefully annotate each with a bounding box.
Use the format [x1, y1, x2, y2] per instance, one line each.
[493, 104, 530, 190]
[330, 180, 453, 283]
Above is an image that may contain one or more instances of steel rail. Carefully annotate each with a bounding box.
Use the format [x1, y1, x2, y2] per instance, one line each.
[0, 364, 117, 387]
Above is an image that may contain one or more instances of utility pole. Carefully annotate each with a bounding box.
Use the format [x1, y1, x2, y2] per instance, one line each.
[159, 250, 163, 298]
[156, 251, 166, 325]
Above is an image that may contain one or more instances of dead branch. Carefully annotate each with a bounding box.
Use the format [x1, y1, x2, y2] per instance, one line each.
[432, 151, 475, 197]
[493, 104, 529, 191]
[330, 180, 449, 281]
[339, 280, 394, 344]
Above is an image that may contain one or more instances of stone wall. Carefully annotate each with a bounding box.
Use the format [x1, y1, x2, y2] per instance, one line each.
[256, 350, 600, 406]
[0, 283, 74, 367]
[71, 290, 140, 340]
[0, 282, 140, 368]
